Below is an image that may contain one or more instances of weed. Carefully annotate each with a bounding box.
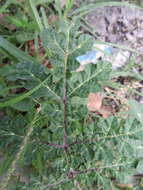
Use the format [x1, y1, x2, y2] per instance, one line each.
[0, 1, 143, 189]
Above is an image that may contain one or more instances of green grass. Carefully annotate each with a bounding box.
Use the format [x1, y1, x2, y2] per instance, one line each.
[0, 0, 143, 189]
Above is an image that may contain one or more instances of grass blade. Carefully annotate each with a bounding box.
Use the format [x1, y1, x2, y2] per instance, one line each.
[28, 0, 43, 31]
[94, 41, 139, 54]
[0, 0, 14, 13]
[71, 2, 142, 18]
[40, 6, 49, 29]
[0, 77, 61, 108]
[0, 79, 47, 108]
[0, 36, 36, 63]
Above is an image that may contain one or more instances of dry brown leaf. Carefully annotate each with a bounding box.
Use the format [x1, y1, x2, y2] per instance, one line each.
[87, 93, 113, 118]
[43, 59, 53, 69]
[115, 182, 133, 189]
[99, 105, 113, 119]
[87, 93, 103, 112]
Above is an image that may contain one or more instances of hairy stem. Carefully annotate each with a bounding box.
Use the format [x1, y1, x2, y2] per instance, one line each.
[63, 24, 70, 150]
[44, 162, 132, 189]
[63, 78, 68, 150]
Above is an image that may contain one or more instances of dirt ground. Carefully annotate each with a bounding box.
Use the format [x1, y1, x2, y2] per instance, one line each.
[86, 6, 143, 53]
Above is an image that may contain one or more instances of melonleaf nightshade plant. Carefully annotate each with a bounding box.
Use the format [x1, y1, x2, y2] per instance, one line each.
[0, 1, 143, 190]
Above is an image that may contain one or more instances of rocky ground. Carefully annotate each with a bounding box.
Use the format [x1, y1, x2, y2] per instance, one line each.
[84, 5, 143, 104]
[86, 6, 143, 53]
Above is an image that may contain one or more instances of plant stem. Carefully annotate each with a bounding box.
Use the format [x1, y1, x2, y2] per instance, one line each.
[39, 141, 67, 149]
[63, 54, 68, 151]
[63, 23, 74, 152]
[44, 162, 132, 189]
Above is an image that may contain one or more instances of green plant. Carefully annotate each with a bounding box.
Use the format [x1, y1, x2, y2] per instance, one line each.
[0, 1, 143, 190]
